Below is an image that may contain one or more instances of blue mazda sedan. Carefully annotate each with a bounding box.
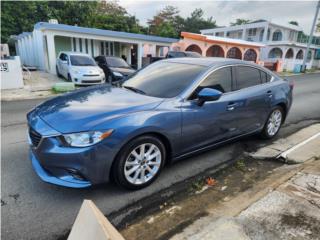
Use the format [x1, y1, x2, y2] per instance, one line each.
[27, 58, 293, 189]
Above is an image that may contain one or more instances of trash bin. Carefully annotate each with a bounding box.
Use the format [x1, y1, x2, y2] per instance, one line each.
[293, 64, 302, 73]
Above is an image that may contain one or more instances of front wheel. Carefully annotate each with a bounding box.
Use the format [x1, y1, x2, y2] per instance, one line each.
[113, 135, 166, 190]
[261, 106, 283, 139]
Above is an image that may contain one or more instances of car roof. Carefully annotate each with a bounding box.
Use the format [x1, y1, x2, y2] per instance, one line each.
[60, 51, 91, 57]
[163, 57, 259, 68]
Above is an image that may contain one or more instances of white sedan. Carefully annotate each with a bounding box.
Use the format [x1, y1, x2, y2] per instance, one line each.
[56, 52, 105, 85]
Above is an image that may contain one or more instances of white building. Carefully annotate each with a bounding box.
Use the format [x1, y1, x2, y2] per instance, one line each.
[201, 20, 320, 71]
[13, 21, 177, 74]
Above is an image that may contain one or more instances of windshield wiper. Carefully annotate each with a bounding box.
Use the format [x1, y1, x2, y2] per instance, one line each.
[123, 86, 146, 95]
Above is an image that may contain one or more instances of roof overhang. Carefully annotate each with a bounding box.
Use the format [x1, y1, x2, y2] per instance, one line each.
[181, 32, 265, 48]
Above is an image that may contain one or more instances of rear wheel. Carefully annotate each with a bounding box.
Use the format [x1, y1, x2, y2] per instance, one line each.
[113, 135, 166, 190]
[261, 106, 283, 139]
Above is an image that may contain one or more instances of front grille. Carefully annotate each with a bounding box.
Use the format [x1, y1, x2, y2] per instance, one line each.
[82, 80, 102, 84]
[29, 128, 42, 147]
[83, 74, 100, 77]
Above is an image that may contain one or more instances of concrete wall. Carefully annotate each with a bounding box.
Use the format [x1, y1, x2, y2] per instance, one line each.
[0, 56, 24, 89]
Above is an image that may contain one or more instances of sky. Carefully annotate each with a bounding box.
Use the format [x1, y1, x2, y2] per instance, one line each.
[118, 0, 318, 33]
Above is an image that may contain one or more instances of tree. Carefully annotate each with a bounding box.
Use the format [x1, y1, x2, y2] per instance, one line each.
[182, 8, 216, 33]
[147, 6, 182, 37]
[289, 21, 299, 26]
[147, 6, 217, 38]
[317, 18, 320, 32]
[0, 0, 144, 43]
[230, 19, 250, 26]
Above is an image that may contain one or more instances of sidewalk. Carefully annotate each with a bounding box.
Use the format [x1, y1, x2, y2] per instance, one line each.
[1, 71, 63, 101]
[171, 160, 320, 240]
[171, 126, 320, 240]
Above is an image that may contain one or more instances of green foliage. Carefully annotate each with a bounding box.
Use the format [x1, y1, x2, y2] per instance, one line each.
[230, 18, 250, 26]
[147, 6, 217, 38]
[317, 18, 320, 33]
[289, 21, 299, 26]
[0, 1, 144, 43]
[1, 1, 218, 43]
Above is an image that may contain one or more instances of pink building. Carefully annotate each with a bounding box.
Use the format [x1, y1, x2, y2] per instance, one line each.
[172, 32, 265, 63]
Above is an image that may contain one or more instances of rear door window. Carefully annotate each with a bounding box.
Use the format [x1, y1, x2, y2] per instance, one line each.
[235, 66, 261, 90]
[200, 67, 232, 93]
[260, 70, 272, 83]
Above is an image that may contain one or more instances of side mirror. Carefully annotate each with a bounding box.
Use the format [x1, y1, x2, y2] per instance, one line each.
[197, 88, 222, 106]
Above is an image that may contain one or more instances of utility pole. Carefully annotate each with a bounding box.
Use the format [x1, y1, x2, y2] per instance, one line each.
[301, 0, 320, 72]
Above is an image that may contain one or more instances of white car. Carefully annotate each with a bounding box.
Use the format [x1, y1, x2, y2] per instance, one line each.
[56, 52, 105, 85]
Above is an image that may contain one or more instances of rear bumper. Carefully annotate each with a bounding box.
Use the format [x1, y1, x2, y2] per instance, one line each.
[30, 149, 92, 188]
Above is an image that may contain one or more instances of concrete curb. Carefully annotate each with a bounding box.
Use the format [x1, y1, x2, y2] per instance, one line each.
[249, 124, 320, 163]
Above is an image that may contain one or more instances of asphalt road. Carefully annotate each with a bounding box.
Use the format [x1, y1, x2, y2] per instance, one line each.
[1, 73, 320, 240]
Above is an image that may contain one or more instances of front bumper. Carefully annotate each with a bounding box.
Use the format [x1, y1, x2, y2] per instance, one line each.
[30, 150, 91, 188]
[72, 74, 105, 85]
[27, 111, 118, 188]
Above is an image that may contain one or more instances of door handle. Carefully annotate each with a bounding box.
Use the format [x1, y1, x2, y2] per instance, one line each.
[267, 90, 273, 98]
[227, 102, 238, 111]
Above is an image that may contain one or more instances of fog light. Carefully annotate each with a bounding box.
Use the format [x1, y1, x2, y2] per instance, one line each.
[74, 78, 78, 82]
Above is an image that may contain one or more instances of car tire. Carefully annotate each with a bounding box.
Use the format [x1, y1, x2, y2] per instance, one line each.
[67, 73, 72, 82]
[260, 106, 284, 139]
[56, 66, 62, 78]
[113, 135, 166, 190]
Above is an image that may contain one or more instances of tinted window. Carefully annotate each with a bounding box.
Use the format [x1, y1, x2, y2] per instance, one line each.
[200, 67, 232, 93]
[59, 53, 66, 61]
[106, 57, 130, 68]
[185, 52, 202, 58]
[123, 62, 205, 98]
[167, 52, 186, 58]
[260, 70, 273, 83]
[70, 55, 96, 66]
[235, 66, 261, 90]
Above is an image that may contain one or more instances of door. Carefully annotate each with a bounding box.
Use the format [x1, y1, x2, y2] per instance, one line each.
[232, 66, 271, 134]
[180, 66, 241, 154]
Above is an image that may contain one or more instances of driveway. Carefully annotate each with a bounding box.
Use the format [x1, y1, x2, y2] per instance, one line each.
[1, 73, 320, 240]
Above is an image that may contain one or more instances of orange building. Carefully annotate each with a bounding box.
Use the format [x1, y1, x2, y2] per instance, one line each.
[172, 32, 265, 63]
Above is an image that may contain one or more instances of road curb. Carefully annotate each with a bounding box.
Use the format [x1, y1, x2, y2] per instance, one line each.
[249, 124, 320, 162]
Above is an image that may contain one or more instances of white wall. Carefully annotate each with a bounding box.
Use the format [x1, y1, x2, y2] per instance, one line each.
[0, 56, 24, 89]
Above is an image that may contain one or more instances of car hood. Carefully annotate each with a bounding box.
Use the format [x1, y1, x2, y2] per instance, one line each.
[35, 85, 163, 133]
[109, 67, 135, 76]
[71, 66, 101, 74]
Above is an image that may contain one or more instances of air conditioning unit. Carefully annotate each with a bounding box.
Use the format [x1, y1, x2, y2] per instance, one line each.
[49, 19, 58, 24]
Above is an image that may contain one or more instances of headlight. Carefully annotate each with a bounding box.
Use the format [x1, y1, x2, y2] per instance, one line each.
[113, 71, 123, 77]
[72, 70, 80, 74]
[99, 69, 104, 74]
[63, 130, 113, 147]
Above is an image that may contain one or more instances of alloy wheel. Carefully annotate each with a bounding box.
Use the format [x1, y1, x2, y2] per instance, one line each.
[267, 109, 282, 136]
[124, 143, 162, 185]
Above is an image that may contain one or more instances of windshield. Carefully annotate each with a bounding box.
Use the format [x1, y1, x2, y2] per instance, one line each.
[123, 62, 205, 98]
[70, 55, 96, 66]
[106, 57, 130, 68]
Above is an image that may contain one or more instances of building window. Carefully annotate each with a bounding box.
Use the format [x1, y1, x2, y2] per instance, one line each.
[73, 38, 76, 51]
[79, 39, 82, 52]
[91, 40, 94, 56]
[101, 42, 104, 55]
[272, 30, 282, 41]
[268, 47, 283, 58]
[85, 39, 88, 53]
[248, 28, 257, 36]
[110, 42, 114, 56]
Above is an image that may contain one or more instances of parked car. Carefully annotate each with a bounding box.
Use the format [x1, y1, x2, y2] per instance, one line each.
[28, 58, 293, 190]
[166, 51, 202, 58]
[56, 52, 105, 85]
[95, 56, 135, 84]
